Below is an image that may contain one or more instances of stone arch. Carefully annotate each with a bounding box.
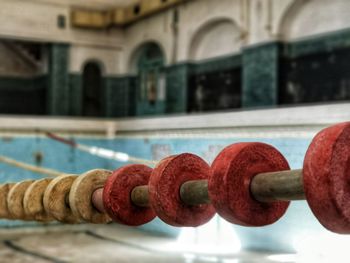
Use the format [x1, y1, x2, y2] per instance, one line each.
[128, 41, 166, 74]
[81, 60, 104, 117]
[81, 58, 106, 76]
[279, 0, 350, 40]
[128, 41, 166, 116]
[189, 18, 242, 61]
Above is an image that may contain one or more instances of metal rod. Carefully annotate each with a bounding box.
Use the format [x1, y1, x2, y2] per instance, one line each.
[93, 169, 306, 210]
[130, 180, 210, 207]
[179, 180, 210, 205]
[250, 169, 305, 202]
[91, 188, 106, 213]
[66, 188, 106, 214]
[131, 185, 150, 208]
[64, 185, 106, 213]
[62, 173, 107, 215]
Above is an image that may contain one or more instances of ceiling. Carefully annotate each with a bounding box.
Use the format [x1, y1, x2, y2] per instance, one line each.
[69, 0, 139, 8]
[32, 0, 139, 9]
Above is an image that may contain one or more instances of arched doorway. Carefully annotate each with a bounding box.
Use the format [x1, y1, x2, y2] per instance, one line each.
[82, 61, 103, 117]
[131, 42, 166, 116]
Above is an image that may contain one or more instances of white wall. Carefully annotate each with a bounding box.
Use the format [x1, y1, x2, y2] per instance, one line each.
[0, 42, 41, 77]
[69, 45, 121, 75]
[176, 0, 245, 62]
[120, 0, 246, 73]
[0, 0, 123, 47]
[1, 0, 350, 76]
[120, 0, 294, 70]
[122, 0, 350, 69]
[0, 0, 123, 75]
[189, 19, 241, 60]
[122, 10, 174, 74]
[278, 0, 350, 40]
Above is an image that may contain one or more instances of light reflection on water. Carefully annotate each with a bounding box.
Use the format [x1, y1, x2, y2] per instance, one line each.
[166, 214, 350, 263]
[175, 216, 241, 255]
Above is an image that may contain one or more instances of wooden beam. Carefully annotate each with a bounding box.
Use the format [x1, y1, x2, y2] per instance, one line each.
[114, 0, 188, 26]
[71, 0, 190, 29]
[71, 9, 112, 29]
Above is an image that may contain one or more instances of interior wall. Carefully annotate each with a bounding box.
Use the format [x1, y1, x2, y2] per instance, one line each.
[0, 0, 123, 47]
[0, 0, 123, 78]
[176, 0, 244, 62]
[122, 11, 173, 74]
[122, 0, 350, 61]
[0, 42, 41, 77]
[122, 0, 245, 73]
[4, 0, 343, 77]
[69, 45, 120, 76]
[0, 0, 350, 117]
[3, 0, 349, 76]
[279, 0, 350, 40]
[189, 19, 241, 61]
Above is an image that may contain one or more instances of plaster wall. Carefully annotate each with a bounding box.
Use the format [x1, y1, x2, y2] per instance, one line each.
[69, 45, 121, 75]
[123, 0, 350, 67]
[189, 19, 241, 61]
[121, 0, 245, 73]
[1, 0, 350, 76]
[123, 10, 174, 74]
[0, 0, 123, 47]
[0, 0, 123, 75]
[176, 0, 244, 62]
[278, 0, 350, 40]
[0, 42, 41, 77]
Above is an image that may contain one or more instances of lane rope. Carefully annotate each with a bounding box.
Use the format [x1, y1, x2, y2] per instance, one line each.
[45, 132, 157, 166]
[0, 132, 158, 178]
[0, 155, 62, 177]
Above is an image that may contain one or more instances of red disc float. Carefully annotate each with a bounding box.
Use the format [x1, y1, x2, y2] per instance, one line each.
[303, 122, 350, 234]
[103, 164, 156, 226]
[149, 153, 216, 227]
[209, 142, 290, 226]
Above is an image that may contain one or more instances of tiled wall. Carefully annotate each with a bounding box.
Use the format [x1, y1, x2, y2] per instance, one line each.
[2, 28, 349, 118]
[0, 76, 47, 115]
[47, 43, 69, 115]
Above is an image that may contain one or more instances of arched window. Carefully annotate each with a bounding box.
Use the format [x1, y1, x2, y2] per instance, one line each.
[278, 0, 350, 105]
[279, 0, 350, 40]
[82, 62, 103, 117]
[133, 42, 166, 116]
[189, 19, 241, 61]
[187, 19, 242, 112]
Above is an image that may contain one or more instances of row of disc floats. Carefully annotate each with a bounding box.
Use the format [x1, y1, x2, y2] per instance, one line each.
[0, 122, 349, 235]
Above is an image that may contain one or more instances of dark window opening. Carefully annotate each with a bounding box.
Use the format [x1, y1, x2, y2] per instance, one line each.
[0, 77, 47, 115]
[133, 5, 141, 15]
[57, 15, 66, 29]
[0, 40, 47, 115]
[188, 68, 242, 113]
[279, 47, 350, 105]
[82, 62, 103, 117]
[173, 9, 179, 24]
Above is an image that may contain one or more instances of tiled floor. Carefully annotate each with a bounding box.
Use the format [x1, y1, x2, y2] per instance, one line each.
[0, 224, 295, 263]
